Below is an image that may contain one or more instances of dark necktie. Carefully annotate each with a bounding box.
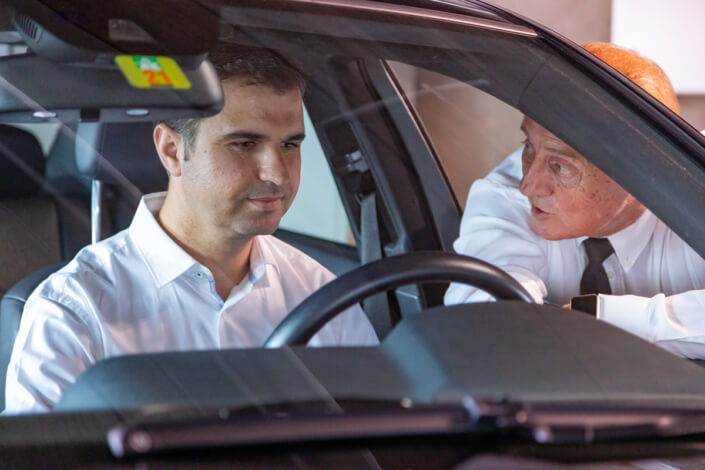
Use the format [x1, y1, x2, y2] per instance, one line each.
[580, 238, 614, 295]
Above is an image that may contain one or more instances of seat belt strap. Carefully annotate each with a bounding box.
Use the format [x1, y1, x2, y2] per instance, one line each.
[360, 193, 393, 338]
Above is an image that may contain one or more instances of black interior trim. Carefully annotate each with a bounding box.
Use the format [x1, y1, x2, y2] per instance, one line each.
[273, 228, 358, 276]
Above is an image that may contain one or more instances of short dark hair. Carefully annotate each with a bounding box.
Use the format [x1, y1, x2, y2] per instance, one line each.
[158, 44, 306, 160]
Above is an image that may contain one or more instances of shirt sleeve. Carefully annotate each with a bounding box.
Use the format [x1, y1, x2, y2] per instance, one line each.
[598, 291, 705, 359]
[444, 173, 548, 305]
[4, 277, 102, 414]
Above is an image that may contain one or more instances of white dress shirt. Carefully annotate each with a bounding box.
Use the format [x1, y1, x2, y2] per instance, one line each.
[5, 193, 377, 413]
[445, 149, 705, 359]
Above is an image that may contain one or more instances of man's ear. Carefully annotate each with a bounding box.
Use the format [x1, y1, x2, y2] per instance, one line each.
[153, 123, 183, 177]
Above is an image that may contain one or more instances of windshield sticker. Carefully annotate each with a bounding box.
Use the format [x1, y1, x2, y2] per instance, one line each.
[115, 55, 191, 90]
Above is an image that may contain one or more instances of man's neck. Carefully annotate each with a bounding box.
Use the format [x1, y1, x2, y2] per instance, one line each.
[590, 201, 647, 239]
[157, 195, 253, 300]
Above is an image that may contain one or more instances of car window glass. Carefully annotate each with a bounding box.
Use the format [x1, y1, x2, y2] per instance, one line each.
[4, 0, 705, 436]
[387, 61, 524, 208]
[279, 107, 354, 245]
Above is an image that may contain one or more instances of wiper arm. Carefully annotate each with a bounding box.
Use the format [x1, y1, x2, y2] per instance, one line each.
[466, 397, 705, 444]
[107, 397, 705, 458]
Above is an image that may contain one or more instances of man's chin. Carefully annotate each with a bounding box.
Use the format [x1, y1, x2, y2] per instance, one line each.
[251, 220, 282, 237]
[529, 217, 569, 241]
[231, 215, 285, 239]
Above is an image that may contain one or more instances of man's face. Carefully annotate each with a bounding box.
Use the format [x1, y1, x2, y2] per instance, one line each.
[518, 117, 644, 240]
[179, 79, 304, 239]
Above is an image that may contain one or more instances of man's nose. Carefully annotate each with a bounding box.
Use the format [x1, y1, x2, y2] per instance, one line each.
[257, 146, 287, 185]
[519, 159, 552, 197]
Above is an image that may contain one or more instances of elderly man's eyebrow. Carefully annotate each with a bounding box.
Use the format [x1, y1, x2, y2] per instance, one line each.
[545, 143, 580, 159]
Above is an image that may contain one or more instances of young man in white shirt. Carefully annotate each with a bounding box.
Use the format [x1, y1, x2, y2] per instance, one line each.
[4, 46, 377, 414]
[446, 43, 705, 359]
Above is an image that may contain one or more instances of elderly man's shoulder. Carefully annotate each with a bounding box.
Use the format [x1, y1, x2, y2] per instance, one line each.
[463, 148, 531, 222]
[484, 147, 524, 186]
[471, 147, 526, 195]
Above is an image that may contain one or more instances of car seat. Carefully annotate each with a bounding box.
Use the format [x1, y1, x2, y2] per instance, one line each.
[0, 121, 166, 410]
[0, 124, 95, 410]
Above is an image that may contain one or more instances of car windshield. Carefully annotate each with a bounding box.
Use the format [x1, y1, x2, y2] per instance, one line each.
[3, 0, 705, 467]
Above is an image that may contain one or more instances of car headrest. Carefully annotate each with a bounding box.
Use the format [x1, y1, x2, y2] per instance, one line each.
[0, 124, 45, 196]
[43, 123, 91, 196]
[74, 122, 168, 195]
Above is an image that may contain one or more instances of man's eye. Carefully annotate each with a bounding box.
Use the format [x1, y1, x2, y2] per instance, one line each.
[522, 140, 533, 153]
[232, 141, 255, 149]
[550, 161, 575, 177]
[282, 141, 301, 149]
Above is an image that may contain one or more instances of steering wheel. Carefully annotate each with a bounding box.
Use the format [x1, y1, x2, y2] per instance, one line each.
[264, 252, 534, 348]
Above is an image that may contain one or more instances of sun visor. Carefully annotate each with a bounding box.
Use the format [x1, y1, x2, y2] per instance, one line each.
[0, 54, 224, 123]
[0, 0, 223, 123]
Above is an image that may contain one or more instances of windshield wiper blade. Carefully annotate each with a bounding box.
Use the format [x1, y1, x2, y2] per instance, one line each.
[106, 397, 705, 458]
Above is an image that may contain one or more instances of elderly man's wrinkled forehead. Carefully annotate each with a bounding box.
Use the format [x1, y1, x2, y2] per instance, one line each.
[520, 117, 582, 160]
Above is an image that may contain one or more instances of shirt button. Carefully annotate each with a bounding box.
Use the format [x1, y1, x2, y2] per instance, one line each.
[195, 272, 204, 278]
[607, 271, 615, 280]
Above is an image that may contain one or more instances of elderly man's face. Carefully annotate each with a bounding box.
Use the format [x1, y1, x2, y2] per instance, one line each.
[518, 118, 644, 240]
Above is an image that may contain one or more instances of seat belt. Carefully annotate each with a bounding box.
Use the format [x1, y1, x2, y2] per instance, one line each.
[360, 192, 394, 338]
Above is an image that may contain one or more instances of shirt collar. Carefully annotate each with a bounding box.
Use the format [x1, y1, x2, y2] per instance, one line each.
[129, 192, 282, 288]
[129, 192, 199, 287]
[249, 235, 281, 284]
[578, 209, 657, 273]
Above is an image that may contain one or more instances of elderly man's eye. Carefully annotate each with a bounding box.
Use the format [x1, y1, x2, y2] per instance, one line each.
[522, 139, 534, 153]
[550, 160, 576, 177]
[521, 142, 535, 168]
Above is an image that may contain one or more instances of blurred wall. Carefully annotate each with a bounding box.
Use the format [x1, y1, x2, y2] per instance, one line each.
[681, 96, 705, 131]
[492, 0, 611, 45]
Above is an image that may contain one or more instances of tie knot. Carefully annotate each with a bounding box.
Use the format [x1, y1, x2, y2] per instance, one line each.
[583, 237, 614, 265]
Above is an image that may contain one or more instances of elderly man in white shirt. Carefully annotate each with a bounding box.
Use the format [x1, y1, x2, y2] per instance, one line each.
[446, 43, 705, 359]
[5, 45, 377, 413]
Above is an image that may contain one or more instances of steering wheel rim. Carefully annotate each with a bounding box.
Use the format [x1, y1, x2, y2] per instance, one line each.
[264, 252, 533, 348]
